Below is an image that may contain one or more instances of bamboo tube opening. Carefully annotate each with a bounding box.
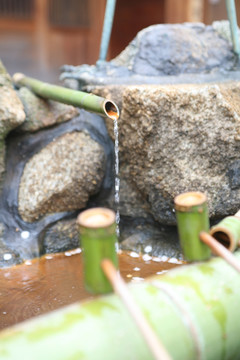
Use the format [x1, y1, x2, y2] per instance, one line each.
[13, 72, 24, 83]
[174, 191, 207, 211]
[209, 228, 235, 252]
[77, 207, 115, 229]
[103, 100, 119, 120]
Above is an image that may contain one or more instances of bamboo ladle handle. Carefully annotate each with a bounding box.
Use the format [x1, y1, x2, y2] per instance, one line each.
[101, 259, 172, 360]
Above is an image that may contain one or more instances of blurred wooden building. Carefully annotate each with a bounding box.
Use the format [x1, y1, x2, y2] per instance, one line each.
[0, 0, 239, 82]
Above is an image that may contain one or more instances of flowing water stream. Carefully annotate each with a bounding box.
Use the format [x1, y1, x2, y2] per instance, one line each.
[113, 117, 120, 236]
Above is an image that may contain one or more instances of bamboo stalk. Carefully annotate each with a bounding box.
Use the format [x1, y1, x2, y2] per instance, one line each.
[174, 192, 211, 261]
[101, 259, 172, 360]
[199, 231, 240, 273]
[12, 73, 119, 120]
[77, 208, 118, 294]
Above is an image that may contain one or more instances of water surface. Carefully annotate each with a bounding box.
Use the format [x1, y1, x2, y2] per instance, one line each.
[0, 249, 182, 330]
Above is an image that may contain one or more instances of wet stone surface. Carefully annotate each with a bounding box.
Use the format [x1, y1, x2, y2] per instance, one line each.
[18, 131, 106, 222]
[0, 110, 114, 267]
[16, 87, 79, 133]
[120, 216, 182, 260]
[43, 218, 79, 254]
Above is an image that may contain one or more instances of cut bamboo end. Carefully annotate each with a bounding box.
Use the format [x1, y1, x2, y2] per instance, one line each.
[174, 191, 207, 212]
[174, 191, 211, 262]
[77, 207, 118, 294]
[77, 207, 115, 229]
[209, 216, 240, 252]
[103, 100, 119, 121]
[210, 226, 235, 252]
[12, 72, 24, 83]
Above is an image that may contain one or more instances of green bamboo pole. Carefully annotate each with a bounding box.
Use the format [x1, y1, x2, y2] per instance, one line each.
[12, 73, 119, 120]
[1, 252, 240, 359]
[174, 192, 211, 261]
[77, 208, 118, 294]
[101, 259, 172, 360]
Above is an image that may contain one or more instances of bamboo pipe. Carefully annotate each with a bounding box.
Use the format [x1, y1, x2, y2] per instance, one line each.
[12, 73, 119, 121]
[209, 210, 240, 251]
[199, 231, 240, 273]
[77, 208, 118, 294]
[174, 192, 211, 261]
[101, 259, 172, 360]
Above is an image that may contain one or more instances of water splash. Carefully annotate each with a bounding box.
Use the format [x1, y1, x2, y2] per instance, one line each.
[113, 118, 120, 236]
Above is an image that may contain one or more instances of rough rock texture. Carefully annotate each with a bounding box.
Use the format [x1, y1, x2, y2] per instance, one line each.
[61, 22, 237, 88]
[0, 60, 25, 191]
[114, 22, 233, 76]
[18, 131, 106, 222]
[0, 61, 25, 136]
[17, 87, 79, 132]
[120, 219, 182, 260]
[112, 82, 240, 225]
[43, 219, 79, 254]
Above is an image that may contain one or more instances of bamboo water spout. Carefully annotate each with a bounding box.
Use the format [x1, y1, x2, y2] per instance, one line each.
[13, 73, 119, 121]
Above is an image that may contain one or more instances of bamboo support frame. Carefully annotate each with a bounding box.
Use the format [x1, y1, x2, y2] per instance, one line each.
[12, 73, 119, 120]
[225, 0, 240, 55]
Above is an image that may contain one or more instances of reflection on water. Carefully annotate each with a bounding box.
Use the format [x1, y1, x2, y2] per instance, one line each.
[0, 249, 183, 330]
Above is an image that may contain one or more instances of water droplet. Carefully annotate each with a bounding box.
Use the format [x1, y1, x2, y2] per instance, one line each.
[168, 257, 178, 264]
[126, 274, 132, 278]
[25, 260, 32, 266]
[133, 267, 140, 271]
[132, 277, 144, 282]
[130, 251, 139, 258]
[160, 255, 168, 262]
[144, 245, 152, 253]
[2, 311, 7, 315]
[142, 254, 152, 262]
[21, 231, 30, 239]
[3, 253, 12, 261]
[156, 270, 168, 275]
[64, 251, 72, 257]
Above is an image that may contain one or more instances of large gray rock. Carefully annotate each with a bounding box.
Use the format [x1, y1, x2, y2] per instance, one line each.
[18, 131, 106, 222]
[61, 22, 237, 88]
[115, 82, 240, 224]
[17, 87, 79, 132]
[114, 22, 233, 76]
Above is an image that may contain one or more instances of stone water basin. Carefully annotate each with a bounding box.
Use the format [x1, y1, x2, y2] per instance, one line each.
[0, 248, 183, 330]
